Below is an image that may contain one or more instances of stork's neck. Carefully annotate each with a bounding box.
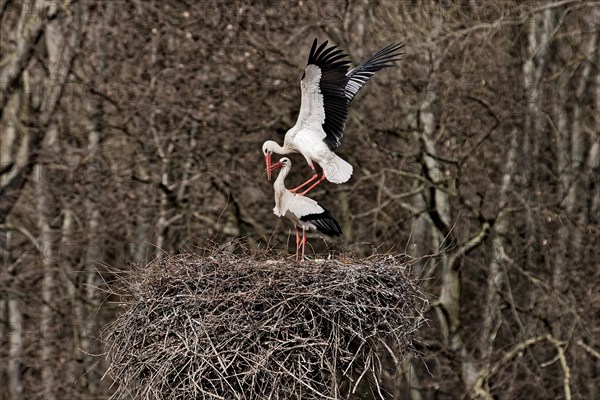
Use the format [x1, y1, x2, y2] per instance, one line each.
[271, 141, 292, 155]
[273, 164, 290, 206]
[274, 165, 289, 190]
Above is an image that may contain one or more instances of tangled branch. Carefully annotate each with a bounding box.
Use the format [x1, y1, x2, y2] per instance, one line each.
[104, 251, 426, 399]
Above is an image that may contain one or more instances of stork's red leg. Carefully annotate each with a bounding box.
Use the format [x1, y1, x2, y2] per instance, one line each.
[295, 227, 301, 261]
[300, 172, 327, 196]
[301, 227, 307, 260]
[290, 163, 319, 194]
[290, 173, 319, 193]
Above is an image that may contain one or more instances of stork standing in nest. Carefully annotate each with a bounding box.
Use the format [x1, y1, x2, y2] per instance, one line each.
[268, 157, 342, 260]
[262, 38, 403, 195]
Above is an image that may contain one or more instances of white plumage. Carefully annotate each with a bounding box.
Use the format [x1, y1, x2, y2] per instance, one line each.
[262, 38, 403, 194]
[268, 157, 342, 260]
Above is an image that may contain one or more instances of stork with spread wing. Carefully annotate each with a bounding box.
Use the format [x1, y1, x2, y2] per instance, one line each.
[262, 38, 403, 195]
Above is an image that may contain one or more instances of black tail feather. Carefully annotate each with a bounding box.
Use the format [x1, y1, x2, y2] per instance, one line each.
[300, 204, 343, 237]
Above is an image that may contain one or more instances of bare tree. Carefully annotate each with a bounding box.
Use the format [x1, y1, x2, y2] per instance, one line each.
[1, 1, 599, 398]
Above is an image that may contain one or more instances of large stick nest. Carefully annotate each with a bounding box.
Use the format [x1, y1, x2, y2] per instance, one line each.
[105, 249, 426, 399]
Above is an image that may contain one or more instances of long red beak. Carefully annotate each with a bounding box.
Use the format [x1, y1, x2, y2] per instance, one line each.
[267, 161, 284, 175]
[265, 153, 272, 180]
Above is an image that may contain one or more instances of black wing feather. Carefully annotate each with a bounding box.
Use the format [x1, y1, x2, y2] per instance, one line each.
[305, 39, 403, 152]
[305, 39, 350, 152]
[345, 42, 404, 105]
[300, 202, 342, 237]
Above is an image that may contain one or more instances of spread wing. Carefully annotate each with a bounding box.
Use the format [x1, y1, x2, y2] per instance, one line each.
[294, 39, 350, 151]
[345, 42, 404, 106]
[294, 39, 403, 152]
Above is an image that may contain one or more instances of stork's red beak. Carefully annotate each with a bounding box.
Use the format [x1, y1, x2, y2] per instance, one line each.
[265, 153, 272, 180]
[267, 161, 284, 174]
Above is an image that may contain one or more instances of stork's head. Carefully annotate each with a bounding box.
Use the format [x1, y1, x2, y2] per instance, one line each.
[267, 157, 291, 176]
[262, 141, 277, 180]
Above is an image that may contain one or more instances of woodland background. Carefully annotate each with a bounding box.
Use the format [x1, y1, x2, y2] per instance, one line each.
[1, 0, 599, 399]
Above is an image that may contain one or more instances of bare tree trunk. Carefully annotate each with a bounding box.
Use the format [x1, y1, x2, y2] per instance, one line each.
[1, 11, 28, 396]
[475, 130, 520, 397]
[5, 229, 24, 399]
[592, 44, 600, 225]
[8, 294, 24, 399]
[0, 93, 20, 168]
[81, 2, 108, 388]
[418, 26, 483, 394]
[522, 9, 553, 274]
[133, 23, 159, 262]
[36, 156, 56, 400]
[150, 26, 174, 260]
[83, 205, 100, 394]
[34, 8, 66, 396]
[176, 124, 198, 204]
[1, 0, 80, 224]
[522, 9, 552, 184]
[32, 2, 84, 395]
[134, 164, 152, 263]
[553, 12, 597, 289]
[416, 18, 472, 384]
[581, 30, 600, 399]
[153, 113, 173, 259]
[398, 359, 423, 400]
[565, 14, 597, 268]
[81, 87, 102, 391]
[339, 190, 353, 245]
[0, 0, 50, 117]
[0, 0, 46, 222]
[58, 207, 80, 391]
[403, 10, 487, 396]
[554, 71, 570, 290]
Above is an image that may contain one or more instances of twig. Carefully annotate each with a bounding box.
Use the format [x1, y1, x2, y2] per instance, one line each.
[103, 246, 426, 399]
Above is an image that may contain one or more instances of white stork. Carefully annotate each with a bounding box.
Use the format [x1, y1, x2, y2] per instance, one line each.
[262, 38, 403, 195]
[267, 157, 342, 260]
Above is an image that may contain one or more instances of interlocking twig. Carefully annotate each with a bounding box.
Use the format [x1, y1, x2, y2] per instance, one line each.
[104, 247, 425, 399]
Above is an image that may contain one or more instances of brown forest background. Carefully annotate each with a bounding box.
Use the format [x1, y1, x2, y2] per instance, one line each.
[1, 0, 599, 399]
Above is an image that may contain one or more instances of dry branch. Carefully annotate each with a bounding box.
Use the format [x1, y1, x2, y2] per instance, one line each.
[104, 250, 425, 399]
